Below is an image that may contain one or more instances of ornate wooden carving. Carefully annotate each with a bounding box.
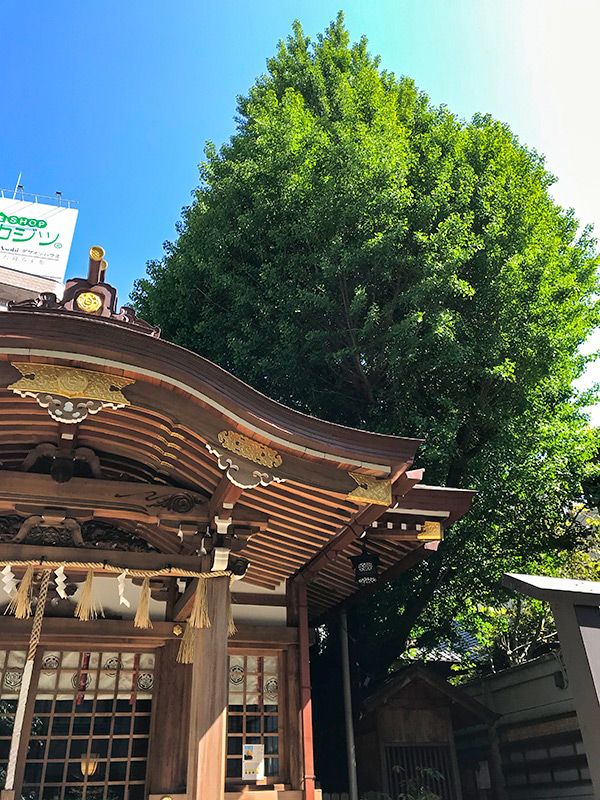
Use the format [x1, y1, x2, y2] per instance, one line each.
[0, 515, 157, 552]
[21, 443, 103, 480]
[8, 363, 134, 423]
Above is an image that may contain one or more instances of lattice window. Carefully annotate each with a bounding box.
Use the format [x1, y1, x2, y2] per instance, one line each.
[19, 650, 154, 800]
[226, 655, 279, 781]
[385, 743, 458, 800]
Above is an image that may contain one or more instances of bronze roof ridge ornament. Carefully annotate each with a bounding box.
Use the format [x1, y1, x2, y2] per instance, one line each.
[6, 245, 161, 338]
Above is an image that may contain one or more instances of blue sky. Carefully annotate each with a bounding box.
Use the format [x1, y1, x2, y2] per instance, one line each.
[2, 0, 599, 406]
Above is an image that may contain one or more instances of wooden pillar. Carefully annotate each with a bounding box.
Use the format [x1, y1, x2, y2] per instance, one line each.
[284, 581, 303, 790]
[298, 582, 316, 800]
[283, 644, 303, 790]
[147, 639, 192, 795]
[187, 575, 230, 800]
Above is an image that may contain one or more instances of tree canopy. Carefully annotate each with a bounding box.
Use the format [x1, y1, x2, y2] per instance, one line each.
[133, 13, 600, 670]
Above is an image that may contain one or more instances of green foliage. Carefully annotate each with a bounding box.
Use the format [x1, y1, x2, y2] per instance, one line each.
[360, 767, 443, 800]
[133, 13, 600, 670]
[448, 520, 600, 680]
[396, 767, 443, 800]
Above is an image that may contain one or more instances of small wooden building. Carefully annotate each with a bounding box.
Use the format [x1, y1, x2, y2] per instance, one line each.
[0, 248, 473, 800]
[356, 666, 495, 800]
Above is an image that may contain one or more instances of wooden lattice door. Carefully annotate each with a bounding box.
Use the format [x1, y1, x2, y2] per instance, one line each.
[0, 649, 154, 800]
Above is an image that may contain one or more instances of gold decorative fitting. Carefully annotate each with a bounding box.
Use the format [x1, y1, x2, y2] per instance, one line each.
[418, 520, 444, 541]
[89, 245, 105, 261]
[76, 292, 103, 313]
[217, 430, 282, 469]
[9, 363, 134, 423]
[172, 624, 183, 637]
[347, 472, 392, 506]
[206, 443, 285, 489]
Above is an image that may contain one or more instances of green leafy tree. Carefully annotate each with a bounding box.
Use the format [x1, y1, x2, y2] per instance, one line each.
[447, 517, 600, 680]
[133, 14, 600, 672]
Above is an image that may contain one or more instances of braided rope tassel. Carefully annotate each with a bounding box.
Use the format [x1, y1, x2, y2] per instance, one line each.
[176, 622, 196, 665]
[134, 576, 152, 629]
[75, 568, 103, 621]
[227, 576, 237, 637]
[5, 565, 34, 619]
[177, 578, 210, 664]
[188, 577, 210, 629]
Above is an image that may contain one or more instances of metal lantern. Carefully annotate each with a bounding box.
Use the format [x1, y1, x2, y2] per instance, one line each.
[350, 546, 380, 586]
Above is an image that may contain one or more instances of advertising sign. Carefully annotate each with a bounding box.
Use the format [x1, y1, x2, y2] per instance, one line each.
[0, 198, 78, 284]
[242, 743, 264, 781]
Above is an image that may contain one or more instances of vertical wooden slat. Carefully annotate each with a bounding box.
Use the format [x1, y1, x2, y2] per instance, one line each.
[383, 743, 460, 800]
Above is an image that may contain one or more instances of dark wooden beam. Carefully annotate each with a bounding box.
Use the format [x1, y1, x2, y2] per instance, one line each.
[228, 625, 299, 648]
[392, 483, 475, 524]
[0, 471, 209, 525]
[231, 592, 287, 606]
[365, 528, 440, 541]
[0, 616, 298, 650]
[173, 578, 198, 622]
[175, 582, 289, 623]
[0, 542, 205, 575]
[0, 618, 180, 649]
[208, 475, 245, 520]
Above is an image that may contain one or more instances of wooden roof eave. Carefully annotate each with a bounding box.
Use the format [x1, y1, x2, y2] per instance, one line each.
[0, 311, 422, 472]
[360, 664, 499, 727]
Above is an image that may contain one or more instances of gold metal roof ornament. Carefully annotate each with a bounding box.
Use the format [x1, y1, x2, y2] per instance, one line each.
[8, 363, 134, 423]
[217, 430, 282, 469]
[206, 441, 285, 490]
[417, 520, 444, 541]
[347, 472, 392, 506]
[75, 292, 103, 313]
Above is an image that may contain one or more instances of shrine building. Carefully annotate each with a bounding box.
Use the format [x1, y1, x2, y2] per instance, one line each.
[0, 248, 473, 800]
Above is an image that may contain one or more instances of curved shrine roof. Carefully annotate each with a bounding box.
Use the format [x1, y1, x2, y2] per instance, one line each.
[0, 255, 474, 618]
